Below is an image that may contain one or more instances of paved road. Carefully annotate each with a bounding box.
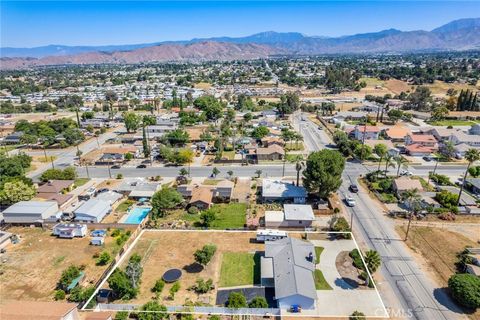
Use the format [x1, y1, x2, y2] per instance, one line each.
[302, 114, 465, 320]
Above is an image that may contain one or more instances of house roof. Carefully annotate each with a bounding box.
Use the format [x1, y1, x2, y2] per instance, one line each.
[3, 201, 58, 215]
[0, 300, 78, 320]
[216, 180, 235, 188]
[84, 312, 113, 320]
[256, 144, 285, 155]
[95, 191, 123, 204]
[35, 193, 73, 206]
[466, 178, 480, 190]
[283, 204, 314, 221]
[262, 179, 306, 199]
[393, 177, 423, 192]
[265, 210, 285, 223]
[407, 134, 437, 143]
[405, 144, 437, 153]
[364, 139, 395, 149]
[384, 125, 411, 140]
[37, 180, 74, 194]
[189, 187, 213, 205]
[73, 199, 110, 218]
[354, 125, 380, 133]
[264, 237, 317, 300]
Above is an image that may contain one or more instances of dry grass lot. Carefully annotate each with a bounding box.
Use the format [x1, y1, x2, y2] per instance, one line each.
[396, 226, 477, 286]
[111, 231, 262, 306]
[0, 227, 117, 301]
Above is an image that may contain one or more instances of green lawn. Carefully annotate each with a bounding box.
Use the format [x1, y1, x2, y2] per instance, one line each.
[285, 142, 305, 151]
[203, 179, 221, 185]
[209, 203, 247, 229]
[73, 178, 90, 188]
[428, 119, 479, 126]
[219, 252, 260, 287]
[315, 247, 324, 264]
[222, 151, 236, 160]
[116, 199, 135, 213]
[314, 269, 332, 290]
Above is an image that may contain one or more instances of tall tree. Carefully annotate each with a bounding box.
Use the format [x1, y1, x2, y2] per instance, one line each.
[401, 188, 422, 240]
[303, 150, 345, 199]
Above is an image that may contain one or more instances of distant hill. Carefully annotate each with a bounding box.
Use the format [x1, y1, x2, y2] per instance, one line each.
[1, 18, 479, 69]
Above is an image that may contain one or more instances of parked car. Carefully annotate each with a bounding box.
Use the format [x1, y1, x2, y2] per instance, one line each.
[97, 188, 109, 193]
[345, 196, 356, 207]
[422, 156, 432, 162]
[137, 164, 147, 168]
[111, 165, 121, 169]
[349, 184, 359, 193]
[400, 170, 413, 176]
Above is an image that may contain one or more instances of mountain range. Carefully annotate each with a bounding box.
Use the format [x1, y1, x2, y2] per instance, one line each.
[1, 18, 479, 69]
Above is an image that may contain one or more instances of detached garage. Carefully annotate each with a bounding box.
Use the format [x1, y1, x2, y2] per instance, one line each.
[74, 199, 111, 223]
[2, 201, 61, 225]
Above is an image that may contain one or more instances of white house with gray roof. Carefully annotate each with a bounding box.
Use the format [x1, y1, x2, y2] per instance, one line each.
[262, 179, 306, 204]
[261, 237, 317, 310]
[74, 199, 111, 223]
[265, 204, 314, 228]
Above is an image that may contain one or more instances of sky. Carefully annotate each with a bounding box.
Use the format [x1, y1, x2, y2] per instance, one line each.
[1, 1, 480, 47]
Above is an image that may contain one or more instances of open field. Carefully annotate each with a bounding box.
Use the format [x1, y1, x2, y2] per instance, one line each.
[0, 227, 119, 301]
[107, 231, 263, 305]
[396, 226, 477, 286]
[427, 119, 480, 126]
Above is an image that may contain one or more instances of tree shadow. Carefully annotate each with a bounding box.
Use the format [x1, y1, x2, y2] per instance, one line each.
[433, 287, 474, 315]
[334, 277, 358, 290]
[183, 262, 203, 274]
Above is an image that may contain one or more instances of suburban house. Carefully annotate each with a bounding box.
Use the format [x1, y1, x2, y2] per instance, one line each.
[262, 137, 285, 147]
[427, 128, 460, 143]
[146, 124, 177, 139]
[74, 199, 111, 223]
[466, 178, 480, 195]
[448, 131, 480, 148]
[116, 180, 160, 199]
[265, 204, 315, 228]
[0, 300, 80, 320]
[98, 146, 139, 164]
[364, 140, 399, 156]
[405, 133, 438, 156]
[392, 177, 423, 197]
[53, 223, 88, 238]
[35, 193, 75, 209]
[350, 125, 381, 141]
[262, 179, 307, 204]
[2, 201, 62, 225]
[254, 144, 285, 161]
[261, 237, 317, 310]
[188, 186, 214, 210]
[3, 131, 24, 144]
[37, 180, 75, 194]
[331, 111, 368, 124]
[95, 191, 123, 205]
[177, 180, 234, 203]
[384, 125, 412, 142]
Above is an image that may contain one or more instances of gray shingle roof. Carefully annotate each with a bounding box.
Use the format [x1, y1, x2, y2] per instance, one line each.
[283, 204, 314, 221]
[262, 179, 306, 199]
[73, 199, 110, 218]
[3, 201, 58, 214]
[264, 237, 317, 300]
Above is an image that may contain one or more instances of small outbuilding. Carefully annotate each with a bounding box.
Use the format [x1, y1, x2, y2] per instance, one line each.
[53, 223, 87, 238]
[2, 201, 62, 225]
[74, 199, 111, 223]
[265, 204, 315, 228]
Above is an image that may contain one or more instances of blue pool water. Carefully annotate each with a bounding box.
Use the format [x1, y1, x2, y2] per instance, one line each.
[123, 207, 151, 224]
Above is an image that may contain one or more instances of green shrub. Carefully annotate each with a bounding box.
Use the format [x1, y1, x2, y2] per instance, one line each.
[249, 296, 268, 308]
[226, 291, 247, 308]
[96, 252, 111, 266]
[350, 310, 366, 320]
[152, 279, 165, 295]
[116, 173, 123, 179]
[349, 249, 365, 270]
[54, 289, 66, 300]
[169, 281, 180, 299]
[187, 206, 199, 215]
[448, 273, 480, 309]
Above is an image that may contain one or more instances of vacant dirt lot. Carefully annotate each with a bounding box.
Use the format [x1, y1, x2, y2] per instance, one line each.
[110, 231, 263, 306]
[0, 227, 116, 301]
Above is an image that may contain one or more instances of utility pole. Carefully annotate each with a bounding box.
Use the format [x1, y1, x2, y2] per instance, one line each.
[426, 157, 439, 185]
[360, 118, 367, 162]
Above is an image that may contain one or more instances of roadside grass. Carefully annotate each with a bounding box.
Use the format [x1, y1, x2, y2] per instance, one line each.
[203, 179, 221, 185]
[315, 247, 324, 264]
[219, 252, 260, 287]
[314, 269, 332, 290]
[427, 120, 479, 126]
[285, 142, 305, 151]
[116, 199, 136, 213]
[222, 151, 236, 160]
[74, 178, 90, 188]
[37, 155, 58, 163]
[209, 203, 247, 229]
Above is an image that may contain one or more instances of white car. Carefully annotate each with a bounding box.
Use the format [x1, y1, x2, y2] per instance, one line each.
[345, 196, 356, 207]
[400, 170, 413, 176]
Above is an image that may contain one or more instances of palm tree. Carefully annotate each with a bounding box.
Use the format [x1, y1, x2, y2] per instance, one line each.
[457, 148, 480, 205]
[401, 188, 422, 241]
[394, 155, 409, 177]
[374, 144, 387, 178]
[227, 170, 234, 180]
[295, 161, 304, 186]
[383, 154, 395, 176]
[364, 250, 381, 273]
[255, 170, 263, 178]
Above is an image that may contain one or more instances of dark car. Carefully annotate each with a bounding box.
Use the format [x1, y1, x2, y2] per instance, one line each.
[349, 184, 359, 193]
[111, 165, 121, 169]
[422, 156, 432, 162]
[137, 164, 147, 169]
[97, 188, 109, 193]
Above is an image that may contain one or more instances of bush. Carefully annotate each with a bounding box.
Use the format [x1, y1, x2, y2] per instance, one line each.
[349, 249, 365, 271]
[96, 251, 111, 266]
[331, 216, 351, 239]
[200, 210, 216, 227]
[379, 193, 397, 203]
[448, 273, 480, 309]
[59, 265, 81, 287]
[187, 206, 199, 215]
[114, 311, 129, 320]
[350, 310, 366, 320]
[151, 279, 165, 295]
[194, 244, 217, 266]
[190, 278, 214, 294]
[54, 289, 66, 300]
[429, 173, 452, 186]
[435, 190, 459, 211]
[227, 291, 247, 308]
[169, 281, 180, 299]
[248, 296, 268, 308]
[116, 173, 123, 179]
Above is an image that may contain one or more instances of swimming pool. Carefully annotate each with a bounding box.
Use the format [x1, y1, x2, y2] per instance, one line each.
[122, 207, 151, 224]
